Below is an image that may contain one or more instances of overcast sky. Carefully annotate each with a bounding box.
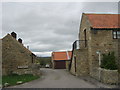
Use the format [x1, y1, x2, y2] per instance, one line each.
[1, 2, 118, 57]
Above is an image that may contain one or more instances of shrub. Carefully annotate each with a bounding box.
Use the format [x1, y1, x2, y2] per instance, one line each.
[100, 52, 118, 70]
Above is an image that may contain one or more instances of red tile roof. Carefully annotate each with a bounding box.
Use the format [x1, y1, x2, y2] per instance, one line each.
[52, 51, 72, 60]
[85, 14, 120, 29]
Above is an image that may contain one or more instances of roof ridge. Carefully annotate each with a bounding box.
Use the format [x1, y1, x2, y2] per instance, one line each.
[84, 13, 119, 15]
[2, 33, 33, 54]
[52, 51, 72, 60]
[53, 51, 72, 53]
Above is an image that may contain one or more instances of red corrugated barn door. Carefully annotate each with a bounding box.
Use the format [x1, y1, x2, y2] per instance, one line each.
[54, 61, 66, 69]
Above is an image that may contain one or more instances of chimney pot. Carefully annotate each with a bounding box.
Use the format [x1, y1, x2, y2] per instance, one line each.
[11, 32, 17, 39]
[18, 38, 22, 43]
[27, 46, 29, 49]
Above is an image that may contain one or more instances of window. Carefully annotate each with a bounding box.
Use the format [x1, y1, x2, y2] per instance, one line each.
[113, 30, 120, 39]
[84, 29, 87, 47]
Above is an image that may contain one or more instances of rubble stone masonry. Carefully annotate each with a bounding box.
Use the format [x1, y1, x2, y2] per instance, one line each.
[70, 13, 120, 84]
[2, 34, 36, 75]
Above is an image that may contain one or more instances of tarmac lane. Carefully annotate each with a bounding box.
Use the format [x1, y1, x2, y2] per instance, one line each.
[8, 68, 97, 88]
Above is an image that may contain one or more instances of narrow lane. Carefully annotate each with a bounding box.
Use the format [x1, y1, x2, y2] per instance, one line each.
[9, 68, 97, 88]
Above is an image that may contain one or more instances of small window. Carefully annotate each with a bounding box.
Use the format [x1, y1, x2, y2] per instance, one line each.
[113, 30, 120, 39]
[117, 31, 120, 38]
[84, 29, 87, 47]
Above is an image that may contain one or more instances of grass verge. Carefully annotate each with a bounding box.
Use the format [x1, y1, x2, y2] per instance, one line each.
[2, 74, 40, 86]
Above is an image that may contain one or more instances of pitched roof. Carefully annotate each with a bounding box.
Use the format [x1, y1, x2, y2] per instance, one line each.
[52, 51, 72, 60]
[2, 34, 35, 56]
[85, 14, 120, 29]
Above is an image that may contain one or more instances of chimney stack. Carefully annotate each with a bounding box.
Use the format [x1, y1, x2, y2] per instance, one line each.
[18, 38, 22, 43]
[27, 46, 29, 49]
[11, 32, 17, 39]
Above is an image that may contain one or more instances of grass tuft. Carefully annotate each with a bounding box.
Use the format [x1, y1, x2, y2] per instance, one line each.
[2, 74, 40, 86]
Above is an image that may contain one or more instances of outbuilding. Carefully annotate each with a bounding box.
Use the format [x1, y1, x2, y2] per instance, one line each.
[52, 51, 72, 69]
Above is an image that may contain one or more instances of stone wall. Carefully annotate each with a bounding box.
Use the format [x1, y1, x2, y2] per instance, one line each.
[93, 68, 118, 84]
[76, 13, 119, 84]
[89, 30, 115, 78]
[76, 49, 89, 76]
[66, 61, 70, 70]
[70, 14, 91, 76]
[98, 68, 118, 84]
[70, 49, 89, 76]
[13, 64, 41, 76]
[2, 34, 36, 75]
[70, 51, 76, 75]
[30, 64, 41, 76]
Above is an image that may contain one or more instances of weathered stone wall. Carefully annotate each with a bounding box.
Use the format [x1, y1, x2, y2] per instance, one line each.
[87, 30, 119, 81]
[70, 52, 76, 75]
[70, 49, 89, 76]
[77, 13, 119, 84]
[77, 14, 91, 76]
[70, 14, 91, 76]
[66, 61, 70, 70]
[2, 34, 35, 75]
[99, 68, 118, 84]
[89, 30, 116, 78]
[76, 49, 89, 76]
[30, 64, 41, 76]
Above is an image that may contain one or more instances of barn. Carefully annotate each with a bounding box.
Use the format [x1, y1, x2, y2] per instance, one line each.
[51, 51, 72, 69]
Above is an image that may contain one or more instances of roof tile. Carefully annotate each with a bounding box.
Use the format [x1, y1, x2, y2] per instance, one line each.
[85, 14, 120, 29]
[52, 51, 72, 60]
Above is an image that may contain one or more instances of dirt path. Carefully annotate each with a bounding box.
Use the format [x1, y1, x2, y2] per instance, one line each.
[9, 68, 98, 88]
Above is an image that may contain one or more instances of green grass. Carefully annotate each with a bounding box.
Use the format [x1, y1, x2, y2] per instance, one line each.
[2, 74, 40, 86]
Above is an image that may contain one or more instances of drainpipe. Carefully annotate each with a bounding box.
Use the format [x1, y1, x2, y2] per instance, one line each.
[96, 51, 101, 81]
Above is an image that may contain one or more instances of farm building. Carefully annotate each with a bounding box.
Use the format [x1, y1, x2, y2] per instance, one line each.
[52, 51, 72, 69]
[69, 13, 120, 84]
[2, 32, 37, 75]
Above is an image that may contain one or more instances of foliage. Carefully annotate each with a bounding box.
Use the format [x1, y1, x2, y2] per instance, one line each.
[36, 57, 51, 67]
[100, 52, 118, 70]
[2, 74, 39, 86]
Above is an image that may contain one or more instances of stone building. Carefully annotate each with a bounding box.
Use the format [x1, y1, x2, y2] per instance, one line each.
[2, 32, 37, 75]
[52, 51, 72, 69]
[69, 13, 120, 84]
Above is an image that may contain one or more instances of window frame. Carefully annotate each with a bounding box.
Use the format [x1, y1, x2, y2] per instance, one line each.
[113, 30, 120, 39]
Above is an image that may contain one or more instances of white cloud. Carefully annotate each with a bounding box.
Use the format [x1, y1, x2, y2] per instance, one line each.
[33, 51, 52, 57]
